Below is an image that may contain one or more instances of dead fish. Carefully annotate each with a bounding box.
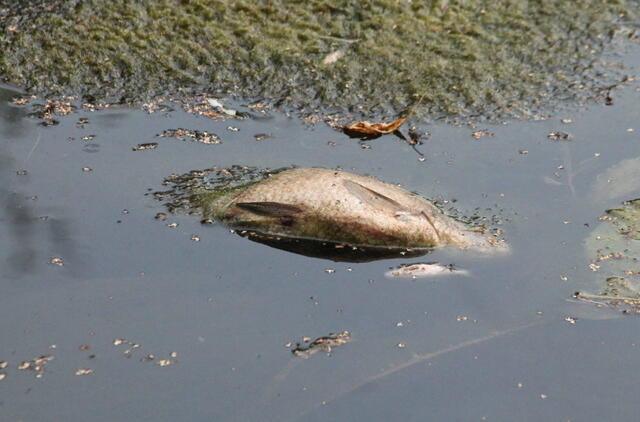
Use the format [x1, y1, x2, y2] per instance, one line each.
[203, 168, 507, 252]
[385, 262, 470, 279]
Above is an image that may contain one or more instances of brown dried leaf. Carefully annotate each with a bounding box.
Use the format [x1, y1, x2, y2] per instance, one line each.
[342, 117, 407, 136]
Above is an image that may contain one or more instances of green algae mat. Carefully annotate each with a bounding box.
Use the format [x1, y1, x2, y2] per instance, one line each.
[1, 0, 638, 118]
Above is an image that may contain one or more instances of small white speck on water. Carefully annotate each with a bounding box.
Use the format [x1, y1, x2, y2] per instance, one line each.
[564, 316, 577, 324]
[0, 374, 6, 381]
[166, 222, 178, 228]
[75, 368, 94, 376]
[396, 343, 406, 349]
[324, 268, 335, 274]
[560, 275, 568, 281]
[82, 167, 92, 172]
[418, 156, 426, 162]
[540, 394, 548, 399]
[191, 234, 201, 242]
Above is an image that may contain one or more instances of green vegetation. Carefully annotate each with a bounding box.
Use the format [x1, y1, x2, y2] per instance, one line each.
[1, 0, 637, 118]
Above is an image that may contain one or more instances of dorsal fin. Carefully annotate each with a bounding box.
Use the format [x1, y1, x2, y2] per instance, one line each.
[342, 179, 405, 213]
[235, 202, 303, 217]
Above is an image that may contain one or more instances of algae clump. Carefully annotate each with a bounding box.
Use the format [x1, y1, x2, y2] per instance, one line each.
[582, 199, 640, 312]
[1, 0, 638, 119]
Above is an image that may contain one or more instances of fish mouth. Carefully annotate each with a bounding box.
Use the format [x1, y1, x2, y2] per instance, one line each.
[235, 230, 433, 263]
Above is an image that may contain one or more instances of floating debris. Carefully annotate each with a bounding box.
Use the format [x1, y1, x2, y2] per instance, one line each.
[206, 98, 237, 116]
[49, 257, 64, 267]
[342, 117, 407, 138]
[11, 95, 36, 105]
[471, 129, 493, 139]
[76, 117, 90, 128]
[17, 355, 54, 378]
[385, 262, 469, 279]
[28, 99, 76, 126]
[547, 131, 572, 141]
[291, 331, 351, 358]
[132, 142, 158, 151]
[254, 133, 272, 142]
[158, 128, 221, 145]
[112, 338, 141, 357]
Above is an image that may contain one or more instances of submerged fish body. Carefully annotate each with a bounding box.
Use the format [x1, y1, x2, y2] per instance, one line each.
[203, 168, 505, 253]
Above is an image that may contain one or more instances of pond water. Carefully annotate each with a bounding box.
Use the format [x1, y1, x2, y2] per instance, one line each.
[1, 46, 640, 421]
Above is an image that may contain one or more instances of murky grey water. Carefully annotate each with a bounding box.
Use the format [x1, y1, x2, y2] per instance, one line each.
[1, 46, 640, 421]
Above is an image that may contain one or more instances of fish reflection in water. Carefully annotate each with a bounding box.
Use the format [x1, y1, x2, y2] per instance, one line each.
[164, 167, 507, 262]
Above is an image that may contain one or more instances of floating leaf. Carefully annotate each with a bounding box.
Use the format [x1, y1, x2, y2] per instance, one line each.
[342, 117, 407, 137]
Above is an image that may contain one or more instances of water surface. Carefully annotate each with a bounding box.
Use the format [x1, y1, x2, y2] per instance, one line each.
[1, 46, 640, 421]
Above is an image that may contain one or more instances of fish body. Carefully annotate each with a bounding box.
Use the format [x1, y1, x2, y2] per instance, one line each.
[204, 168, 505, 252]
